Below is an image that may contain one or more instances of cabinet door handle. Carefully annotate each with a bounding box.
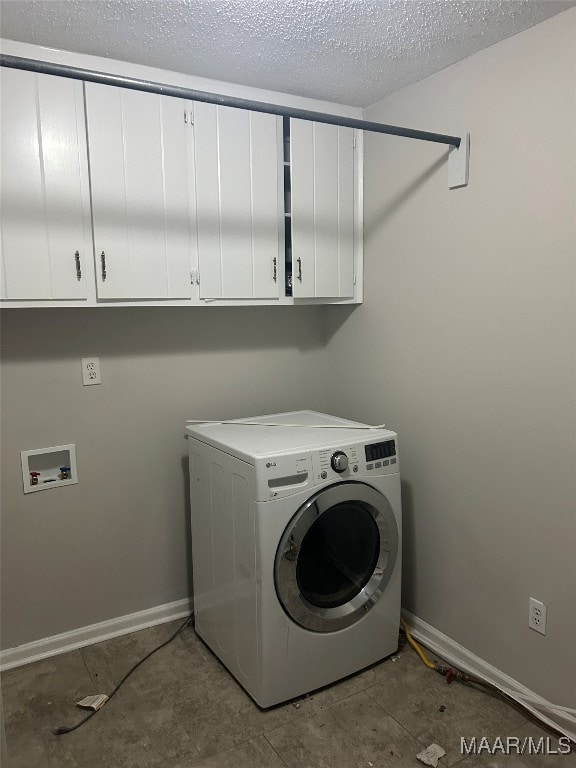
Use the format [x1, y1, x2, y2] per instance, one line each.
[74, 250, 82, 280]
[273, 257, 277, 283]
[100, 251, 107, 281]
[297, 257, 302, 282]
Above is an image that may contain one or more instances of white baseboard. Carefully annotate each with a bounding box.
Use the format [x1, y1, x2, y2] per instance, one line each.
[0, 597, 193, 672]
[402, 610, 575, 743]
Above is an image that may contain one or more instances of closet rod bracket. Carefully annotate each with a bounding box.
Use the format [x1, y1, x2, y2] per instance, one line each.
[448, 132, 470, 189]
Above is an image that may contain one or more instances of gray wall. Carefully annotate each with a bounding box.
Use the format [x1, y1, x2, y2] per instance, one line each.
[325, 9, 576, 706]
[0, 307, 327, 648]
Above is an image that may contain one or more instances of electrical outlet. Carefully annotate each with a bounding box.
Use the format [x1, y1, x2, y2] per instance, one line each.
[529, 597, 547, 635]
[81, 357, 102, 386]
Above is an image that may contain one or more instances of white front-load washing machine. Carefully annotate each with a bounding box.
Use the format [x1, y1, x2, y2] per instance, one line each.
[186, 410, 402, 708]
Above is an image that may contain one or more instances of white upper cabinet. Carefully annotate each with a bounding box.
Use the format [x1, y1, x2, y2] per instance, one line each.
[0, 68, 90, 301]
[290, 119, 356, 299]
[85, 83, 196, 300]
[0, 62, 362, 308]
[194, 103, 282, 300]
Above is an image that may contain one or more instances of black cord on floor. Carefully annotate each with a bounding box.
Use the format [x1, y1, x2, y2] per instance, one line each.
[52, 613, 194, 735]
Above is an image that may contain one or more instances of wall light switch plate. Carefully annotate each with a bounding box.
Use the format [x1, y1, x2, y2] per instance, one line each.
[81, 357, 101, 386]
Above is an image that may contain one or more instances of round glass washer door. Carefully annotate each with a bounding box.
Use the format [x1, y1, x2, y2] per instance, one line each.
[274, 481, 398, 633]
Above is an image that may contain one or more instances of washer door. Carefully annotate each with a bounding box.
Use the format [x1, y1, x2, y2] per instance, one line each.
[275, 481, 398, 633]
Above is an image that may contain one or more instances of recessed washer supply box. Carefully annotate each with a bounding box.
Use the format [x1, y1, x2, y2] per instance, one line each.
[21, 444, 78, 493]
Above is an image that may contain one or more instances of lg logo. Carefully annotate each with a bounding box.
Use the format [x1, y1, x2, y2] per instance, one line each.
[266, 461, 277, 468]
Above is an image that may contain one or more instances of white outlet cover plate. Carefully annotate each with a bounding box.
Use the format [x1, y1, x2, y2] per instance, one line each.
[529, 597, 547, 635]
[82, 357, 101, 386]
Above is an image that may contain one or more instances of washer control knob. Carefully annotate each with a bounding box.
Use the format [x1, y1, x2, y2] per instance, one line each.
[331, 451, 349, 473]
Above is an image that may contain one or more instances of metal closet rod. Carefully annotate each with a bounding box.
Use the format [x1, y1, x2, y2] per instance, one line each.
[1, 54, 461, 148]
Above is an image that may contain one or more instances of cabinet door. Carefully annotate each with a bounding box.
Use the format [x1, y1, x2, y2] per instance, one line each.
[0, 69, 89, 301]
[290, 120, 355, 299]
[85, 84, 195, 300]
[194, 103, 282, 300]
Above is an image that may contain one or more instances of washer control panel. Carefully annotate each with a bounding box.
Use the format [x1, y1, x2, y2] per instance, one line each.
[312, 439, 398, 483]
[314, 446, 359, 481]
[364, 439, 398, 473]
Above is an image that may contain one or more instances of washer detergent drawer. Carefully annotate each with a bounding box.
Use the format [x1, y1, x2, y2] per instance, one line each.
[255, 452, 313, 501]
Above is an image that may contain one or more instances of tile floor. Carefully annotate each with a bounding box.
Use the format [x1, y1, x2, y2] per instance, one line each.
[2, 620, 574, 768]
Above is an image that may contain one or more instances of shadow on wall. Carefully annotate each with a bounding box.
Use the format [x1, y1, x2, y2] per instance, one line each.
[0, 305, 326, 363]
[363, 153, 446, 241]
[322, 304, 356, 342]
[181, 455, 194, 600]
[400, 478, 416, 613]
[323, 153, 446, 344]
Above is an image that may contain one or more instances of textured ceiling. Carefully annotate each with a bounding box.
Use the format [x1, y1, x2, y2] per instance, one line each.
[0, 0, 574, 107]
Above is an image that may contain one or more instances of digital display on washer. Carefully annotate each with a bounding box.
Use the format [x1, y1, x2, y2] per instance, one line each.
[365, 440, 396, 462]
